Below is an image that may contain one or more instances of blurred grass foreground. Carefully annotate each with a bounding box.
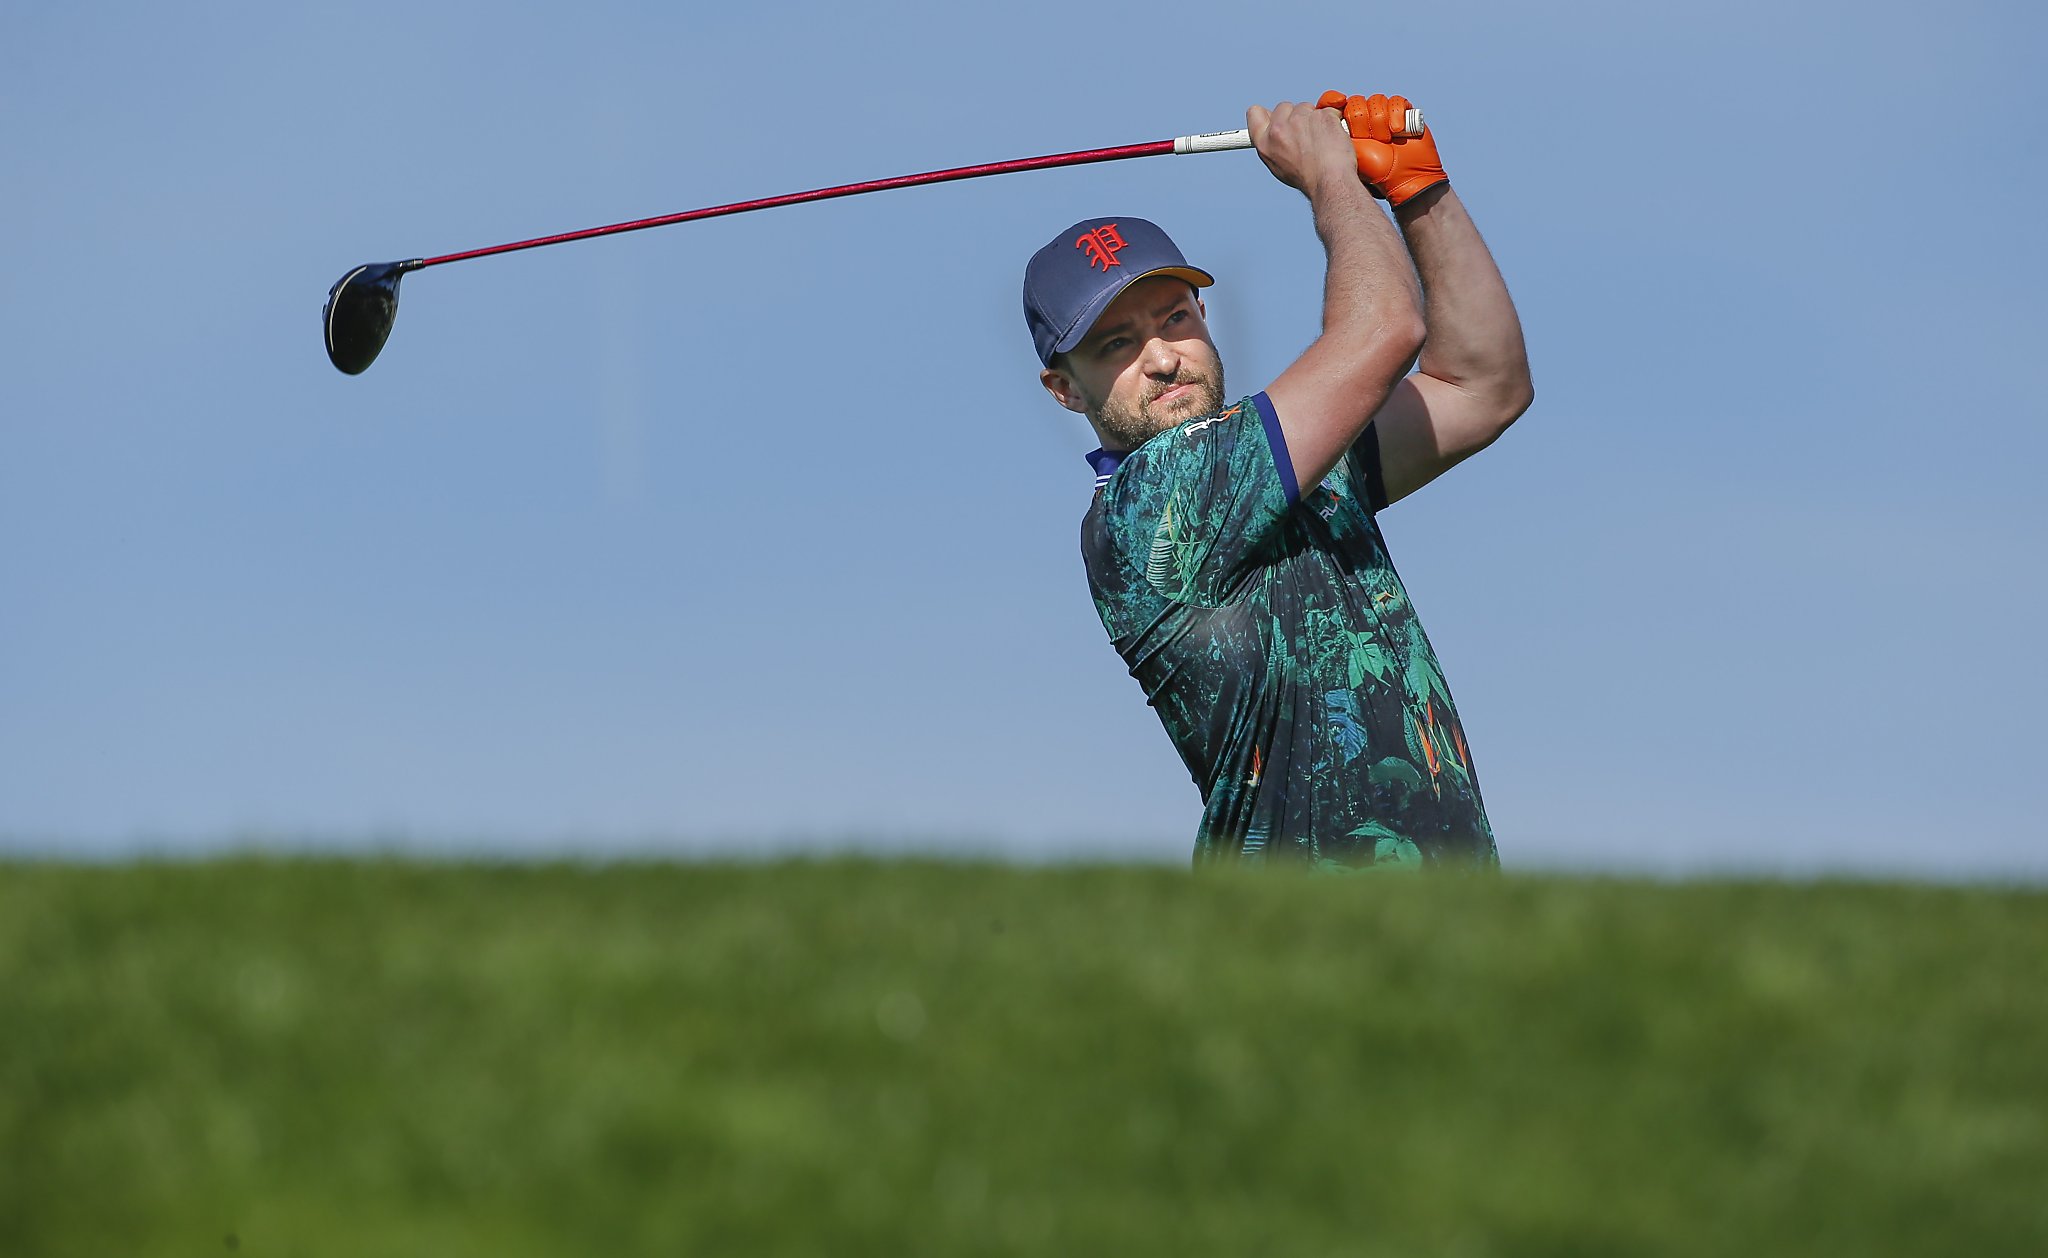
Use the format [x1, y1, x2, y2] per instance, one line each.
[4, 858, 2044, 1256]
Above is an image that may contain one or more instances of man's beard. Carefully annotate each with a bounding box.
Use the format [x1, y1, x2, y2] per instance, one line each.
[1089, 367, 1227, 451]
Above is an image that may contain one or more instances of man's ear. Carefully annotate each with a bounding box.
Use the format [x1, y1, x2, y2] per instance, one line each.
[1039, 365, 1089, 415]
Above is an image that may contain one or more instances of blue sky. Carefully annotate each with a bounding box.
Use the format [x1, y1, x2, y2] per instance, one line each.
[4, 0, 2042, 876]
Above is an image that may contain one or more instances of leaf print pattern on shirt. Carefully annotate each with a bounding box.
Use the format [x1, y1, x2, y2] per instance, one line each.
[1080, 394, 1498, 870]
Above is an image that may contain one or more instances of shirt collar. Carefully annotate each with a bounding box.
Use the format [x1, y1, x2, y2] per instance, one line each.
[1085, 447, 1128, 489]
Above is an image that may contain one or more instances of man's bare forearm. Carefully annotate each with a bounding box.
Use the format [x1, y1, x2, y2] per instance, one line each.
[1314, 174, 1425, 348]
[1395, 186, 1531, 411]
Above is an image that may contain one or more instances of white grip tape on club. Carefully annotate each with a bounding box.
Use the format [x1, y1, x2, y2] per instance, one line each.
[1171, 109, 1424, 156]
[1173, 129, 1252, 154]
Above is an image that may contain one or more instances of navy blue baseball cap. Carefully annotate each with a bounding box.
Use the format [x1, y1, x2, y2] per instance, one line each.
[1023, 217, 1214, 367]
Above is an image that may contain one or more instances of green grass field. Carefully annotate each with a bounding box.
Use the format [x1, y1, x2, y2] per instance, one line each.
[4, 858, 2043, 1256]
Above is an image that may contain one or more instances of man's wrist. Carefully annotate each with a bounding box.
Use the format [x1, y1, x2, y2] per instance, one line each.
[1391, 180, 1452, 223]
[1309, 168, 1379, 214]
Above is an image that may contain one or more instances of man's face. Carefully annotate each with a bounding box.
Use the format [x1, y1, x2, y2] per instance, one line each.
[1040, 276, 1226, 451]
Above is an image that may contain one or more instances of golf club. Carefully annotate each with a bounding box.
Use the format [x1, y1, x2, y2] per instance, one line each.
[323, 111, 1424, 375]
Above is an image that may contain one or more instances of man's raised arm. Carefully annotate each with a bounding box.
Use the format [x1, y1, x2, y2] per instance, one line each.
[1249, 100, 1428, 498]
[1320, 91, 1533, 506]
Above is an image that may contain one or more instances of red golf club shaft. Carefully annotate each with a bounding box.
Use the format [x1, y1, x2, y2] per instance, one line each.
[418, 139, 1182, 270]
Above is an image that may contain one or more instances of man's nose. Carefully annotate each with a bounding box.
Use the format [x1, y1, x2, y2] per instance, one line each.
[1142, 337, 1180, 376]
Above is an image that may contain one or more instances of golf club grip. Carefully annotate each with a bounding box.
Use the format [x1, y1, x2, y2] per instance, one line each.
[1171, 110, 1425, 156]
[1173, 129, 1256, 155]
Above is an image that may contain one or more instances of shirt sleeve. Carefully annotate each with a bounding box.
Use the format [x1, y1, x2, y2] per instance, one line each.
[1097, 392, 1298, 606]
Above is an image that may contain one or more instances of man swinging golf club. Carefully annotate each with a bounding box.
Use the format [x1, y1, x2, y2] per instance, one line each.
[1025, 92, 1532, 870]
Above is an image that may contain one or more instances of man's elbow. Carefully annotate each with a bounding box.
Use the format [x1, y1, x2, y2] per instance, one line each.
[1466, 366, 1531, 460]
[1501, 370, 1534, 429]
[1380, 313, 1429, 381]
[1474, 371, 1534, 452]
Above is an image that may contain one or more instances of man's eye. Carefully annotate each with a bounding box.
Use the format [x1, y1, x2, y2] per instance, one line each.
[1102, 338, 1130, 353]
[1167, 310, 1187, 324]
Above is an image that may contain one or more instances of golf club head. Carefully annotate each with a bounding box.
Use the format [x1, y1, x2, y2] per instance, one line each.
[323, 260, 418, 375]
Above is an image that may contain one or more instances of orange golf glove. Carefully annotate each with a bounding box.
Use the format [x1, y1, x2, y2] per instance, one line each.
[1316, 91, 1446, 206]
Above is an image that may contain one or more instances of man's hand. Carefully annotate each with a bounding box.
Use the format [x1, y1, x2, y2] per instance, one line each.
[1316, 91, 1448, 206]
[1247, 100, 1364, 201]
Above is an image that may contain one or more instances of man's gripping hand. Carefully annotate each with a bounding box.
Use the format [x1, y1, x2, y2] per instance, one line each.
[1247, 99, 1369, 201]
[1316, 91, 1447, 206]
